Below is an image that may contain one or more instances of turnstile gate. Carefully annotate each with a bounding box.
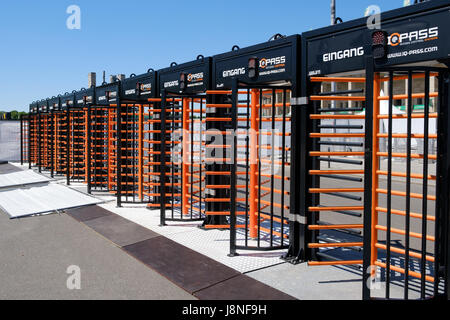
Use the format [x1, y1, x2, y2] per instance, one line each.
[227, 83, 291, 254]
[301, 67, 450, 300]
[144, 94, 206, 224]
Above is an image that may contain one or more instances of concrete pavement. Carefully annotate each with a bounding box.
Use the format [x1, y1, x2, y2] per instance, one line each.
[0, 210, 195, 300]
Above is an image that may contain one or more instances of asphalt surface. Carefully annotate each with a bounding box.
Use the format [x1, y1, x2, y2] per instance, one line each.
[0, 209, 195, 300]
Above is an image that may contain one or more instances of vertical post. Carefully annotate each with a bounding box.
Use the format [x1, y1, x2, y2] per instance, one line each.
[54, 113, 58, 173]
[116, 92, 122, 207]
[371, 73, 381, 268]
[50, 107, 54, 178]
[138, 104, 144, 200]
[37, 107, 42, 173]
[28, 114, 32, 169]
[249, 89, 259, 238]
[229, 79, 238, 256]
[436, 70, 450, 299]
[86, 104, 92, 194]
[362, 57, 374, 300]
[66, 107, 71, 185]
[404, 71, 413, 300]
[182, 98, 189, 215]
[445, 70, 450, 300]
[160, 90, 167, 226]
[84, 108, 88, 183]
[20, 115, 23, 166]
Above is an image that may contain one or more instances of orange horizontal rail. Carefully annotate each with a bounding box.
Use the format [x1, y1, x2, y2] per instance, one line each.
[375, 225, 435, 241]
[376, 170, 436, 180]
[376, 188, 436, 201]
[375, 243, 434, 263]
[308, 260, 363, 266]
[203, 224, 246, 229]
[308, 242, 363, 248]
[376, 207, 435, 222]
[378, 92, 438, 100]
[377, 113, 438, 119]
[377, 152, 437, 160]
[374, 261, 434, 283]
[377, 133, 437, 139]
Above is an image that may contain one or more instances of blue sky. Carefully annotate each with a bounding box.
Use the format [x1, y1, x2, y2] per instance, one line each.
[0, 0, 403, 112]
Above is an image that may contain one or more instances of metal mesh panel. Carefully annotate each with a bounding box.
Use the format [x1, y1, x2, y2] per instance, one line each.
[0, 121, 21, 161]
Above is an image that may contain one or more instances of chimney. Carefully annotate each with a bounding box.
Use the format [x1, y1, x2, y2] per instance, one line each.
[88, 72, 96, 88]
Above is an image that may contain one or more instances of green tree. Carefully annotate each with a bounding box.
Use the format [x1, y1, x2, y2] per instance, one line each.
[10, 110, 18, 120]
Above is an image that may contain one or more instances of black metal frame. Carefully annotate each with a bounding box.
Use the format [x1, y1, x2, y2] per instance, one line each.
[229, 80, 292, 255]
[363, 63, 450, 300]
[210, 35, 300, 255]
[157, 57, 211, 225]
[116, 71, 157, 206]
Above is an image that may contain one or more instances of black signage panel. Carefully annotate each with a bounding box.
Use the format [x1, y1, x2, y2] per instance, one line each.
[95, 83, 119, 105]
[213, 35, 299, 89]
[305, 4, 450, 76]
[121, 71, 157, 100]
[158, 57, 211, 95]
[74, 88, 94, 108]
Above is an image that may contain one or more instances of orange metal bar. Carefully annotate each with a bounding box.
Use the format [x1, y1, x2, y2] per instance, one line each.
[371, 74, 381, 270]
[376, 207, 435, 222]
[84, 110, 89, 182]
[375, 243, 434, 263]
[376, 188, 436, 201]
[377, 152, 437, 160]
[376, 170, 436, 180]
[378, 92, 438, 100]
[377, 133, 437, 139]
[249, 89, 259, 238]
[138, 104, 144, 200]
[308, 260, 363, 266]
[377, 113, 438, 119]
[374, 261, 434, 283]
[182, 98, 189, 215]
[375, 225, 435, 241]
[308, 242, 363, 248]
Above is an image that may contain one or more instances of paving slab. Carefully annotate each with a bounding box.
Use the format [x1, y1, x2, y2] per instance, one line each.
[0, 209, 195, 300]
[246, 262, 363, 300]
[123, 237, 241, 294]
[84, 214, 160, 247]
[194, 274, 296, 300]
[0, 163, 22, 174]
[66, 205, 112, 222]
